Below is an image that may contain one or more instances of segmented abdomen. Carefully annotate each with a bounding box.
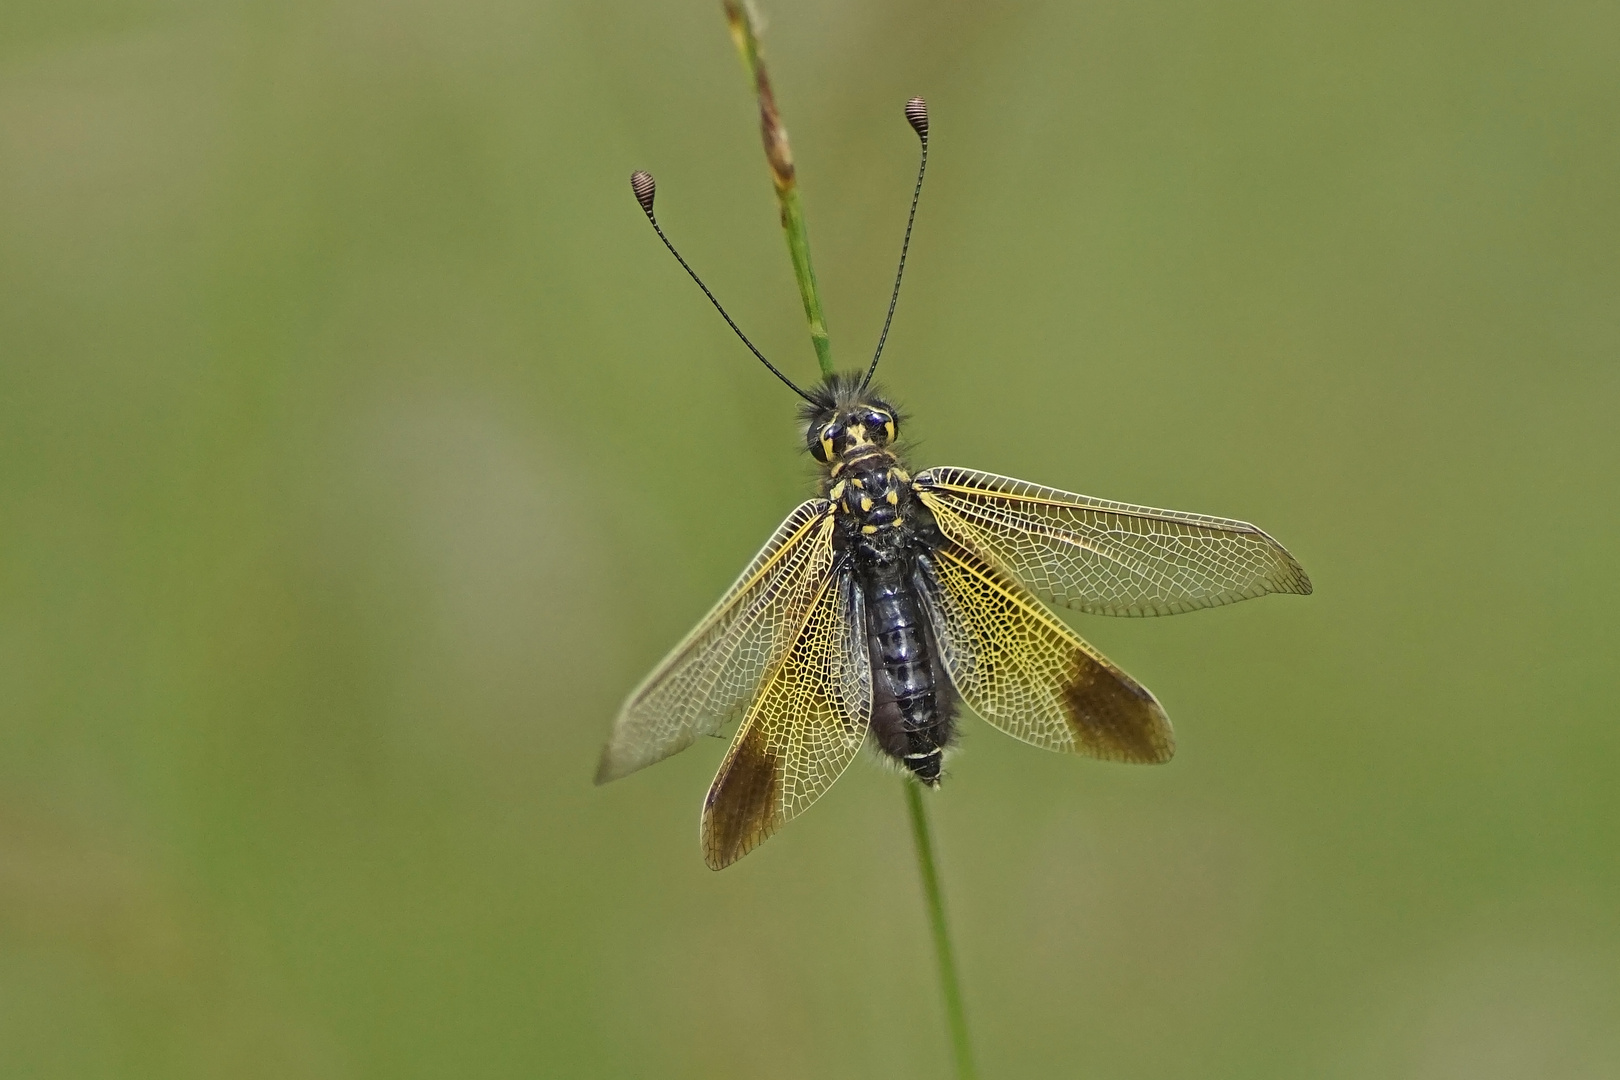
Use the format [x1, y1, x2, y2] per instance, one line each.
[862, 563, 952, 783]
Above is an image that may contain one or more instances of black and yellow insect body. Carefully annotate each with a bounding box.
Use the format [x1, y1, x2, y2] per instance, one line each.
[597, 100, 1311, 869]
[809, 377, 956, 784]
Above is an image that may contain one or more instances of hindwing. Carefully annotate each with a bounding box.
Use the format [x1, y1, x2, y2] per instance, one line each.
[919, 542, 1174, 763]
[702, 565, 872, 869]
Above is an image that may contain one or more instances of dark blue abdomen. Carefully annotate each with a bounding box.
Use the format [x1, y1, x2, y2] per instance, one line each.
[860, 560, 953, 782]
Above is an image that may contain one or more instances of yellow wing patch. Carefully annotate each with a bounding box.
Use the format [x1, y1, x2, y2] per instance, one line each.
[702, 570, 872, 869]
[920, 542, 1174, 764]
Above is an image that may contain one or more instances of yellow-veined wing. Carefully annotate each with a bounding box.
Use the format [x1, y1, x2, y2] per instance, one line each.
[914, 467, 1311, 617]
[595, 500, 834, 784]
[918, 542, 1174, 763]
[702, 566, 872, 869]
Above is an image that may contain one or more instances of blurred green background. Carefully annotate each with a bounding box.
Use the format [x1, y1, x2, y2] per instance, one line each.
[2, 1, 1617, 1077]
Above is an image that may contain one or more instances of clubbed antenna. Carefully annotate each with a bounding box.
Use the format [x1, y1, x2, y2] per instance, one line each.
[905, 97, 929, 139]
[863, 97, 931, 389]
[630, 169, 657, 215]
[628, 171, 814, 403]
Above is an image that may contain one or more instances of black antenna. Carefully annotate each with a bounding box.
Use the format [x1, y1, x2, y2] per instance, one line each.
[629, 171, 816, 403]
[862, 97, 930, 389]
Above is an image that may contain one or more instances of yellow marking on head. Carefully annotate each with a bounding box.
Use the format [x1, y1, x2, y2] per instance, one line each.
[861, 525, 879, 535]
[885, 490, 899, 506]
[883, 418, 896, 444]
[859, 496, 874, 512]
[830, 461, 845, 478]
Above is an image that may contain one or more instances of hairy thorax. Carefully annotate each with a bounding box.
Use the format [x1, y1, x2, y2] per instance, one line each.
[826, 449, 923, 563]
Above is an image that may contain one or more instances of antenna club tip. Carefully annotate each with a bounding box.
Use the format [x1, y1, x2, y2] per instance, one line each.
[630, 170, 656, 215]
[904, 97, 928, 139]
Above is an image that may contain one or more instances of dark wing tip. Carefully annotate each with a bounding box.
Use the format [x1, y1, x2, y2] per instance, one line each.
[1061, 659, 1176, 764]
[1142, 705, 1176, 764]
[700, 729, 781, 869]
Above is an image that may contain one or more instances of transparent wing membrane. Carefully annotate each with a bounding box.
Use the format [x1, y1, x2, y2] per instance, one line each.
[702, 568, 873, 870]
[596, 501, 834, 784]
[920, 544, 1174, 763]
[916, 467, 1311, 617]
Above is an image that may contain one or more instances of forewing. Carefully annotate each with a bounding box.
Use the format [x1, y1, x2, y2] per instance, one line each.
[915, 466, 1311, 617]
[701, 566, 872, 870]
[596, 500, 833, 784]
[919, 542, 1174, 763]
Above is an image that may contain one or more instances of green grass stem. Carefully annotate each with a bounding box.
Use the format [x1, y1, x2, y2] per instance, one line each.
[722, 1, 835, 380]
[906, 780, 979, 1080]
[720, 8, 975, 1070]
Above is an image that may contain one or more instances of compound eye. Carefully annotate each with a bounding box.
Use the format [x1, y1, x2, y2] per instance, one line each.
[866, 411, 896, 444]
[819, 423, 843, 461]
